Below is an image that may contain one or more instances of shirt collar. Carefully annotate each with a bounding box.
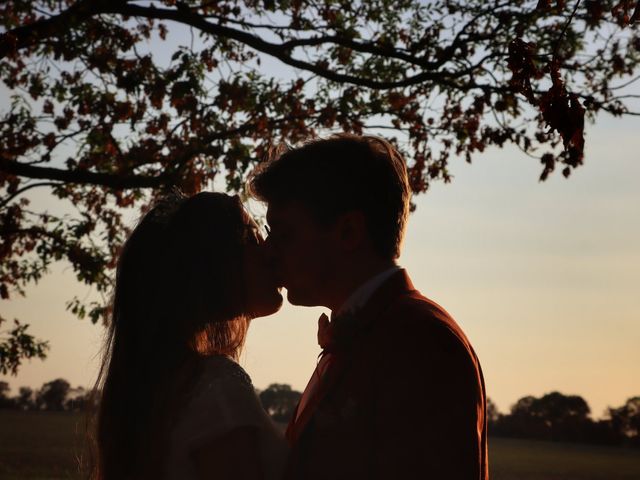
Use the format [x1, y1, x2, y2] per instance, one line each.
[334, 265, 402, 317]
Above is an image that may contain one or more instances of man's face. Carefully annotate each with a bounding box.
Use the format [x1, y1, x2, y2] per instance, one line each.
[265, 202, 336, 307]
[241, 213, 283, 319]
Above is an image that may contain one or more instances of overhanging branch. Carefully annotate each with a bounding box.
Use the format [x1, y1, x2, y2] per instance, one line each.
[0, 158, 167, 189]
[107, 3, 451, 90]
[0, 0, 103, 59]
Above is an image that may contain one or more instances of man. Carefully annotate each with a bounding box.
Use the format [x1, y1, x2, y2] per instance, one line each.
[249, 134, 488, 479]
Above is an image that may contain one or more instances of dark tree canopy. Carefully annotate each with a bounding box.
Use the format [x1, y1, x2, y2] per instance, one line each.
[35, 377, 71, 411]
[490, 392, 640, 446]
[486, 397, 500, 424]
[608, 396, 640, 441]
[16, 386, 34, 410]
[0, 315, 48, 375]
[1, 0, 639, 372]
[496, 392, 593, 441]
[0, 379, 91, 411]
[0, 380, 9, 398]
[259, 383, 302, 423]
[0, 380, 13, 407]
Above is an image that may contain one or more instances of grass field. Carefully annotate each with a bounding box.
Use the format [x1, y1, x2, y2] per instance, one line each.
[0, 411, 87, 480]
[1, 410, 639, 480]
[488, 437, 640, 480]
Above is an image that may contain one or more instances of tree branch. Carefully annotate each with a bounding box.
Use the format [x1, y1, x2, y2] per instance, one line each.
[0, 158, 166, 189]
[0, 181, 62, 208]
[0, 0, 104, 59]
[107, 3, 453, 90]
[1, 1, 507, 91]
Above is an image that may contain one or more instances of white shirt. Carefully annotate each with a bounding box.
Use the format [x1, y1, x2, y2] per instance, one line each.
[334, 265, 401, 316]
[295, 266, 402, 423]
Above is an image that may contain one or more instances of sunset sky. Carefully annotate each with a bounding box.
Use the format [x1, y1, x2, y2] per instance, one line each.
[2, 17, 639, 420]
[2, 111, 638, 418]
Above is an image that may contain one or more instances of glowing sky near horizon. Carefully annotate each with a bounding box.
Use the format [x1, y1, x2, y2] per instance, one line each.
[1, 113, 639, 418]
[1, 17, 639, 418]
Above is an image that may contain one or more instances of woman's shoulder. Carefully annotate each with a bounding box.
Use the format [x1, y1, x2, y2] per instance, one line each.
[166, 357, 287, 480]
[171, 356, 261, 437]
[197, 355, 254, 391]
[182, 355, 259, 415]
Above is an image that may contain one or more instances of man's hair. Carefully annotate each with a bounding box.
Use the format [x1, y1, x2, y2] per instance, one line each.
[248, 134, 411, 259]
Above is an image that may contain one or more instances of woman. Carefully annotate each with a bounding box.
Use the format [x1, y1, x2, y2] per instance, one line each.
[91, 192, 287, 480]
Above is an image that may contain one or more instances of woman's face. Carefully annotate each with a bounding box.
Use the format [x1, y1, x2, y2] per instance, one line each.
[241, 213, 283, 319]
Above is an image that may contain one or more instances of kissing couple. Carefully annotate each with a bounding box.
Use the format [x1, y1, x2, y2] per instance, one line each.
[91, 135, 489, 480]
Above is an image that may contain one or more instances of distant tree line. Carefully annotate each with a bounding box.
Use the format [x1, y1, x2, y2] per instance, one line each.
[488, 392, 640, 447]
[0, 378, 91, 412]
[258, 383, 302, 424]
[2, 380, 637, 448]
[0, 379, 302, 417]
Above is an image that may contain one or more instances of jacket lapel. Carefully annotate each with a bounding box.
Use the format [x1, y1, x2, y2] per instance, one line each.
[286, 351, 345, 444]
[286, 269, 417, 445]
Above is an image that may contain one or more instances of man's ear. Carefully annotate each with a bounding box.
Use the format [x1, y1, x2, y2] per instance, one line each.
[335, 210, 367, 252]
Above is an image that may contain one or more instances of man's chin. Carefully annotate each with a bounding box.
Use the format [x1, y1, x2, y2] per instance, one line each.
[285, 288, 318, 307]
[270, 288, 285, 309]
[267, 296, 284, 316]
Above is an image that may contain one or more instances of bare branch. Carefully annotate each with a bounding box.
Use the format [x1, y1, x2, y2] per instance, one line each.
[107, 3, 454, 90]
[0, 158, 167, 189]
[0, 181, 62, 208]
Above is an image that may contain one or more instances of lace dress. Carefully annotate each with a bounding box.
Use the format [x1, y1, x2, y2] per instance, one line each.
[165, 355, 288, 480]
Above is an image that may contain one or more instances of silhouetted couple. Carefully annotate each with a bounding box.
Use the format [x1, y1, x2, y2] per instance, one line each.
[91, 135, 488, 479]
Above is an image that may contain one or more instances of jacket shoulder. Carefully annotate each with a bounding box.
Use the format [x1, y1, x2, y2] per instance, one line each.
[368, 291, 482, 385]
[386, 292, 472, 349]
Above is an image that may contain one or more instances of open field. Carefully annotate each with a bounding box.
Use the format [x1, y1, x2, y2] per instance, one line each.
[1, 410, 640, 479]
[0, 411, 87, 480]
[489, 437, 640, 480]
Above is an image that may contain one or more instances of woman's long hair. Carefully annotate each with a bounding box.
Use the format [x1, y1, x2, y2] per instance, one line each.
[90, 192, 252, 480]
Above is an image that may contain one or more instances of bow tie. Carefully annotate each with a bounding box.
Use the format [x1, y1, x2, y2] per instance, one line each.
[317, 311, 360, 351]
[317, 313, 334, 350]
